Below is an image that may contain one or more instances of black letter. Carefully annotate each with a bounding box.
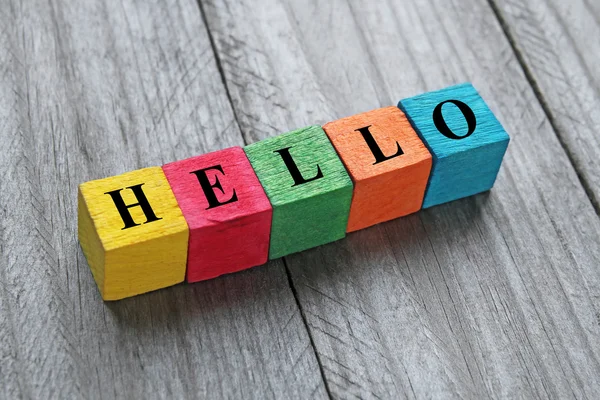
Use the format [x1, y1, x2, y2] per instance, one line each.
[190, 165, 238, 210]
[274, 147, 323, 187]
[105, 184, 162, 230]
[432, 100, 477, 140]
[355, 125, 404, 165]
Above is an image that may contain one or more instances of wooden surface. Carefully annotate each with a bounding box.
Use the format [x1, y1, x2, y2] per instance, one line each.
[0, 0, 599, 399]
[492, 0, 600, 211]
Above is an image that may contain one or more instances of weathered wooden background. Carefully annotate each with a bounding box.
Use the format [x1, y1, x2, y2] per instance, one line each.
[1, 0, 599, 398]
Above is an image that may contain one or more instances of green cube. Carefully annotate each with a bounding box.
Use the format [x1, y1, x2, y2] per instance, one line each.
[244, 126, 353, 259]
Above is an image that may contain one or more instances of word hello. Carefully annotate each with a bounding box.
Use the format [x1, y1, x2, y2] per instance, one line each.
[78, 83, 510, 300]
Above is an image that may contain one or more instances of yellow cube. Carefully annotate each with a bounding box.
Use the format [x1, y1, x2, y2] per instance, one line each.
[78, 167, 189, 300]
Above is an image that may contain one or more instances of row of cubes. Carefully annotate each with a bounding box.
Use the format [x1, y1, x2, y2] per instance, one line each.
[78, 83, 510, 300]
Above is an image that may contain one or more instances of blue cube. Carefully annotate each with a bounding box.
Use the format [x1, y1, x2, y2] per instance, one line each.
[398, 83, 510, 208]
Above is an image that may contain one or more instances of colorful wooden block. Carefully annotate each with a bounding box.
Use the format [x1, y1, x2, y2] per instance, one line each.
[244, 126, 353, 259]
[162, 147, 272, 282]
[78, 167, 189, 300]
[323, 107, 432, 232]
[398, 83, 510, 208]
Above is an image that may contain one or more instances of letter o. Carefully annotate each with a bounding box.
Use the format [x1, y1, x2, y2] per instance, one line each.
[432, 100, 477, 140]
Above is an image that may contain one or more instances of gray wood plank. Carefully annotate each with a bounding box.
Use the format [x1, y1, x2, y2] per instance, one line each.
[202, 0, 600, 398]
[490, 0, 600, 212]
[0, 0, 326, 398]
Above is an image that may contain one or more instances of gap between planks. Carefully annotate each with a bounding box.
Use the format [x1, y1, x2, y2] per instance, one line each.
[194, 0, 335, 396]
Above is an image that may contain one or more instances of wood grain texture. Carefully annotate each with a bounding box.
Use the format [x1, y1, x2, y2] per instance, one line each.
[162, 147, 272, 282]
[203, 0, 600, 398]
[0, 0, 327, 398]
[244, 125, 353, 259]
[79, 167, 188, 300]
[490, 0, 600, 212]
[399, 83, 510, 208]
[2, 0, 600, 397]
[323, 106, 432, 231]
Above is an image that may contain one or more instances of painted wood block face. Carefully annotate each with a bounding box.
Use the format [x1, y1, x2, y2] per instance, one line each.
[399, 83, 510, 208]
[162, 147, 272, 282]
[78, 167, 189, 300]
[323, 107, 432, 232]
[244, 126, 353, 259]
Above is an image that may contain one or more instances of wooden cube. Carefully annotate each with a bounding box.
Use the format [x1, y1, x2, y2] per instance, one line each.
[78, 167, 189, 300]
[399, 83, 510, 208]
[323, 107, 432, 232]
[162, 147, 272, 282]
[244, 126, 353, 259]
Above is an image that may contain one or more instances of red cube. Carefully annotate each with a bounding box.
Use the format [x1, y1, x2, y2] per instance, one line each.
[163, 147, 272, 282]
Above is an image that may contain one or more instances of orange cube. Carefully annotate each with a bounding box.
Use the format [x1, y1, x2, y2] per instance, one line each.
[323, 107, 432, 232]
